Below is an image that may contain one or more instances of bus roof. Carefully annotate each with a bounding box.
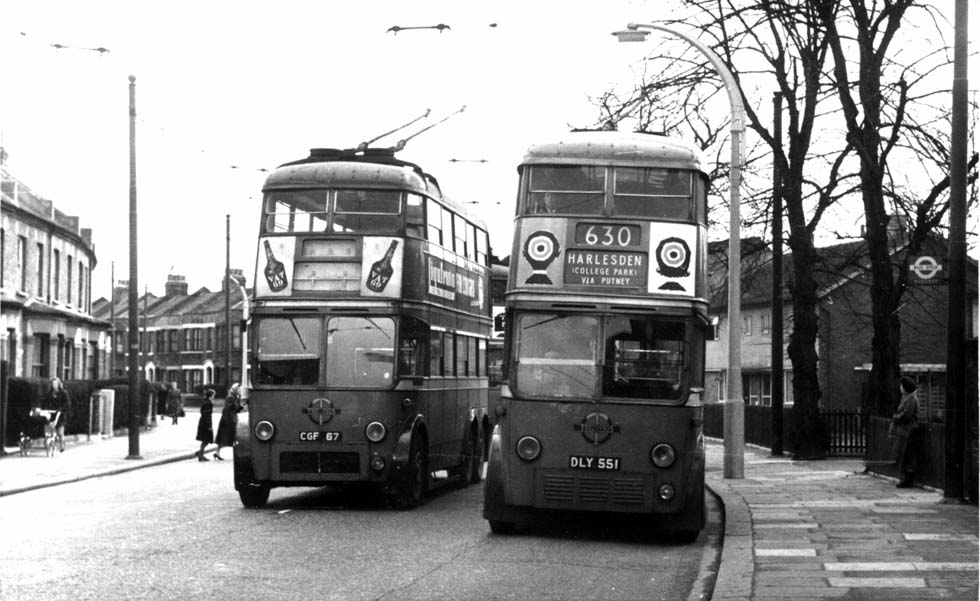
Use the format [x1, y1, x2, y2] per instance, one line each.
[520, 130, 705, 172]
[265, 148, 434, 195]
[263, 147, 485, 227]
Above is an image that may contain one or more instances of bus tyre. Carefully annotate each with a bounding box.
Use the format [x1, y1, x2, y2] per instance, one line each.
[238, 485, 270, 509]
[398, 435, 429, 508]
[488, 520, 515, 535]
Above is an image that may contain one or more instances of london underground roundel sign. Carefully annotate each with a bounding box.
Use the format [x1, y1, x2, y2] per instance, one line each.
[910, 255, 942, 284]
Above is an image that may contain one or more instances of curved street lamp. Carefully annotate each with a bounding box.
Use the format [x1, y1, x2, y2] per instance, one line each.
[613, 23, 746, 478]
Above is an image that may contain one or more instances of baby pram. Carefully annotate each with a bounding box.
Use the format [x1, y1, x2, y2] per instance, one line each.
[19, 409, 60, 457]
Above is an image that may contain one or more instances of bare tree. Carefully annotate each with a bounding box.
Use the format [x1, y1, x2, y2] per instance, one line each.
[815, 0, 978, 416]
[589, 0, 974, 456]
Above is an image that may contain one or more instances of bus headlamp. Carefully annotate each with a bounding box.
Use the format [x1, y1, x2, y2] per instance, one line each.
[516, 436, 542, 462]
[365, 421, 386, 443]
[658, 483, 676, 501]
[651, 443, 676, 468]
[254, 420, 276, 442]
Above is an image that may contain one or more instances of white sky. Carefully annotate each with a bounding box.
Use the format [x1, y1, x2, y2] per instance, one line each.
[1, 1, 976, 298]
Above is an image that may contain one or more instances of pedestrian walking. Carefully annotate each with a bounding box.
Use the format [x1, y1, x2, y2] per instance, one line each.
[214, 388, 242, 460]
[195, 389, 215, 461]
[46, 377, 70, 452]
[166, 382, 183, 425]
[889, 376, 920, 488]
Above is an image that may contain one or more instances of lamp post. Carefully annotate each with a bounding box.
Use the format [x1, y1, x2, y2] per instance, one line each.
[614, 22, 745, 478]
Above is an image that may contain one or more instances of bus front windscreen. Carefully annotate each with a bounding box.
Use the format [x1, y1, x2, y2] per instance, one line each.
[602, 317, 686, 401]
[326, 316, 395, 387]
[514, 314, 599, 399]
[256, 317, 322, 385]
[513, 314, 690, 402]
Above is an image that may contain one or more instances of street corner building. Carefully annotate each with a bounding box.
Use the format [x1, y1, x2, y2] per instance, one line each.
[1, 159, 110, 380]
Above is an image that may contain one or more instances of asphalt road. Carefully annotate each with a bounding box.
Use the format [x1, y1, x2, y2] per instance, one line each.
[0, 460, 720, 601]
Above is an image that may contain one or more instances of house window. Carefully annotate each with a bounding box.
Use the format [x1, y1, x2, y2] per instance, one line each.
[743, 316, 752, 336]
[53, 249, 61, 300]
[36, 243, 44, 296]
[32, 334, 50, 378]
[761, 313, 771, 335]
[89, 341, 99, 379]
[78, 261, 85, 309]
[67, 255, 73, 304]
[742, 373, 772, 406]
[18, 236, 27, 291]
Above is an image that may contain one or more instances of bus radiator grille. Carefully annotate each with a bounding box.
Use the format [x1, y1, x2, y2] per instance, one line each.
[540, 472, 648, 507]
[280, 451, 360, 474]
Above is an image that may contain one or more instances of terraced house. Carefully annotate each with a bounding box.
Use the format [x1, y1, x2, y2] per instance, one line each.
[91, 272, 249, 393]
[1, 157, 110, 380]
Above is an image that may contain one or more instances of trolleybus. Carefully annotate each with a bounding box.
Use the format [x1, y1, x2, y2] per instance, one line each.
[235, 145, 493, 508]
[483, 130, 709, 538]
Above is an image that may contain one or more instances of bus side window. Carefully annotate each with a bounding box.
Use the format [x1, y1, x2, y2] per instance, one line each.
[429, 332, 444, 376]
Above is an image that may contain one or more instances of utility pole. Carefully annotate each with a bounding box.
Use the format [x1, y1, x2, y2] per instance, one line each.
[126, 75, 141, 459]
[225, 214, 232, 392]
[943, 0, 968, 502]
[771, 91, 784, 456]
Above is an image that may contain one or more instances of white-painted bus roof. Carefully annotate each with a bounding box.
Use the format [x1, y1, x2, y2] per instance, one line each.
[520, 130, 705, 172]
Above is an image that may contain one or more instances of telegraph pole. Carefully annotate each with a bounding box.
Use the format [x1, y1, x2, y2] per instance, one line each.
[225, 214, 232, 392]
[771, 91, 784, 456]
[126, 75, 141, 459]
[943, 0, 968, 501]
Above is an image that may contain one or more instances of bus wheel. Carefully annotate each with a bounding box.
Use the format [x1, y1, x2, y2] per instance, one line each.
[488, 520, 515, 535]
[238, 485, 270, 509]
[399, 434, 429, 508]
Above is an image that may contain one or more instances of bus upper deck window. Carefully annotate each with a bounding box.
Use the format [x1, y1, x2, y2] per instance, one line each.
[525, 166, 605, 215]
[406, 194, 424, 237]
[264, 191, 328, 233]
[333, 190, 402, 234]
[613, 167, 693, 221]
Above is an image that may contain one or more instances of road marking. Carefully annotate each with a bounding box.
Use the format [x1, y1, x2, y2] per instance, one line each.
[755, 548, 817, 557]
[828, 577, 925, 588]
[903, 533, 978, 542]
[824, 562, 978, 572]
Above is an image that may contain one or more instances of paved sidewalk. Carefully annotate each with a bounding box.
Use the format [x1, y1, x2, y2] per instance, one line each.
[706, 440, 979, 601]
[0, 413, 215, 496]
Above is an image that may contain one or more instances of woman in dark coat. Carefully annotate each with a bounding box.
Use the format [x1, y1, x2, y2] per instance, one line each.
[195, 389, 215, 461]
[214, 384, 241, 460]
[889, 376, 920, 488]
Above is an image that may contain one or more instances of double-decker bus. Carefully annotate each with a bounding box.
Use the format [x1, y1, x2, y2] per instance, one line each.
[235, 146, 493, 508]
[483, 130, 709, 538]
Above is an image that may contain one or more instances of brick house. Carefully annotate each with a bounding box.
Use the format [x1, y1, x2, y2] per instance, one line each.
[705, 229, 979, 417]
[92, 272, 249, 393]
[1, 161, 110, 380]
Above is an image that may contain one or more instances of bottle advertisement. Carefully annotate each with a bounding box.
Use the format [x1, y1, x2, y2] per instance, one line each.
[362, 237, 403, 297]
[256, 237, 295, 296]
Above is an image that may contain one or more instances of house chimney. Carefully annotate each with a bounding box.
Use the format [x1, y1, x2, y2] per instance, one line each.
[113, 279, 129, 304]
[165, 274, 188, 296]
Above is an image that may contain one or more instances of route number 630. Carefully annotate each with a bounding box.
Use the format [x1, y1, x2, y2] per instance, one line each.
[581, 224, 635, 247]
